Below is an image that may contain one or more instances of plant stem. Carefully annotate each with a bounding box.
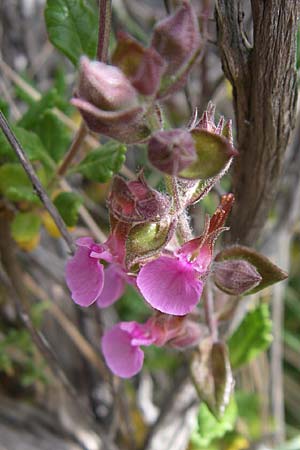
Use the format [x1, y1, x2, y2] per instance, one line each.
[0, 110, 75, 254]
[203, 281, 218, 342]
[163, 0, 171, 14]
[97, 0, 112, 62]
[170, 176, 193, 243]
[53, 0, 113, 181]
[55, 121, 88, 179]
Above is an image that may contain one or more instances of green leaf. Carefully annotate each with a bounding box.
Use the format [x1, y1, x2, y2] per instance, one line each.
[215, 245, 288, 294]
[0, 99, 9, 118]
[53, 191, 83, 227]
[0, 163, 40, 203]
[228, 304, 273, 369]
[179, 130, 234, 180]
[75, 140, 126, 182]
[18, 89, 59, 130]
[32, 110, 70, 162]
[192, 398, 237, 447]
[45, 0, 99, 66]
[116, 285, 149, 322]
[11, 212, 41, 243]
[0, 125, 54, 170]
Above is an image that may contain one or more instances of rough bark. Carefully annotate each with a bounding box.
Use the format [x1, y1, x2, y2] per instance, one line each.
[215, 0, 299, 245]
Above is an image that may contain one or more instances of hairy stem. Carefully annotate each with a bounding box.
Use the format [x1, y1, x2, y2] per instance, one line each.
[54, 121, 88, 180]
[203, 282, 218, 342]
[97, 0, 112, 62]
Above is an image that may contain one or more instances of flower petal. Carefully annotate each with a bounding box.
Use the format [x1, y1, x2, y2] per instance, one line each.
[66, 246, 104, 307]
[137, 256, 203, 316]
[102, 324, 144, 378]
[96, 265, 126, 308]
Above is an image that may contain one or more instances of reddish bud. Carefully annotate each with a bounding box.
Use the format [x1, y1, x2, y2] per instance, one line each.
[148, 129, 197, 175]
[71, 57, 156, 142]
[131, 48, 166, 96]
[108, 174, 171, 223]
[112, 31, 146, 79]
[169, 319, 204, 349]
[77, 56, 138, 111]
[151, 1, 201, 76]
[214, 259, 262, 295]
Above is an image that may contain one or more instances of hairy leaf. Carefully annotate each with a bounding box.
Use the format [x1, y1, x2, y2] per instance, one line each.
[33, 110, 70, 162]
[0, 164, 39, 203]
[191, 398, 237, 447]
[11, 212, 41, 243]
[228, 304, 273, 369]
[45, 0, 99, 66]
[0, 125, 54, 170]
[18, 90, 59, 130]
[75, 140, 126, 182]
[53, 191, 83, 227]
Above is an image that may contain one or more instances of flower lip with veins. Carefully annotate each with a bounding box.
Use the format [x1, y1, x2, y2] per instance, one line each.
[102, 314, 202, 378]
[65, 237, 127, 308]
[137, 194, 235, 316]
[136, 254, 204, 316]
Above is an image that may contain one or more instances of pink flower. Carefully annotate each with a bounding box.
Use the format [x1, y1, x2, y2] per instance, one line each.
[102, 322, 155, 378]
[65, 237, 126, 308]
[102, 314, 202, 378]
[136, 194, 234, 316]
[136, 247, 206, 316]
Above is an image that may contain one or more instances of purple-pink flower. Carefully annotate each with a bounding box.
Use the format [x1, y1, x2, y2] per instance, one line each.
[137, 194, 235, 315]
[102, 314, 202, 378]
[65, 237, 127, 308]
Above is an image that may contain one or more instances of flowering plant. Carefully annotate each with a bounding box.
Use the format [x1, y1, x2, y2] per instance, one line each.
[63, 1, 287, 391]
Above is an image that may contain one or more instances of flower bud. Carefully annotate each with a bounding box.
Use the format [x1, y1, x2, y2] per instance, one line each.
[112, 31, 146, 79]
[151, 1, 201, 76]
[148, 129, 197, 175]
[72, 57, 153, 143]
[213, 259, 262, 295]
[108, 174, 171, 223]
[169, 320, 204, 349]
[131, 48, 166, 96]
[179, 103, 238, 180]
[78, 56, 138, 111]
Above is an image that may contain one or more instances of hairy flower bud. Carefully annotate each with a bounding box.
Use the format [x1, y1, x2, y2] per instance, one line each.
[77, 56, 138, 111]
[108, 174, 171, 223]
[71, 57, 152, 143]
[131, 48, 166, 96]
[179, 103, 238, 180]
[148, 129, 197, 175]
[213, 259, 262, 295]
[151, 1, 200, 76]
